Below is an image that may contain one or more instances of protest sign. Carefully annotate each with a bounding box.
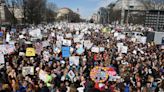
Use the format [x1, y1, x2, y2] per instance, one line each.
[117, 34, 125, 40]
[42, 41, 50, 47]
[73, 38, 80, 43]
[56, 41, 62, 48]
[29, 28, 42, 38]
[26, 48, 35, 57]
[0, 32, 3, 37]
[6, 32, 10, 42]
[90, 66, 109, 83]
[138, 36, 147, 44]
[76, 47, 85, 55]
[62, 46, 70, 57]
[99, 47, 105, 52]
[91, 47, 99, 53]
[65, 33, 72, 38]
[69, 56, 79, 66]
[5, 45, 15, 54]
[0, 54, 5, 64]
[35, 43, 43, 55]
[39, 70, 48, 82]
[84, 40, 93, 49]
[22, 66, 34, 76]
[1, 27, 6, 31]
[43, 51, 50, 61]
[0, 45, 15, 54]
[120, 46, 128, 54]
[63, 39, 71, 46]
[68, 70, 75, 80]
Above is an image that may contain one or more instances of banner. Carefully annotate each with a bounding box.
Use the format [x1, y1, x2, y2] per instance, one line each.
[69, 56, 79, 66]
[26, 48, 35, 57]
[22, 66, 34, 76]
[62, 46, 70, 57]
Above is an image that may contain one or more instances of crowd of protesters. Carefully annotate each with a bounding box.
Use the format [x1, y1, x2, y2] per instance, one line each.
[0, 23, 163, 92]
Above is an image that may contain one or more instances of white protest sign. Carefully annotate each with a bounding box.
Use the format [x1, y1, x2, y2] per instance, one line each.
[74, 38, 80, 43]
[63, 39, 72, 46]
[0, 54, 5, 64]
[6, 32, 11, 42]
[69, 56, 80, 66]
[22, 66, 34, 76]
[120, 46, 128, 54]
[91, 47, 99, 53]
[139, 36, 147, 44]
[29, 28, 42, 38]
[39, 70, 48, 82]
[42, 41, 50, 47]
[43, 51, 50, 61]
[114, 32, 119, 37]
[56, 41, 62, 48]
[67, 70, 75, 80]
[65, 33, 72, 38]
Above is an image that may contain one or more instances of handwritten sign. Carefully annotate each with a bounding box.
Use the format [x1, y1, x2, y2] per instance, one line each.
[69, 56, 79, 66]
[22, 66, 34, 76]
[26, 48, 35, 57]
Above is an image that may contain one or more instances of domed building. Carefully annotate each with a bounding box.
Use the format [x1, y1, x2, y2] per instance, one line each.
[56, 8, 80, 22]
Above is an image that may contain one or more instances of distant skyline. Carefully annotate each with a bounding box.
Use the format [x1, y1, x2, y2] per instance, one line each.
[48, 0, 117, 19]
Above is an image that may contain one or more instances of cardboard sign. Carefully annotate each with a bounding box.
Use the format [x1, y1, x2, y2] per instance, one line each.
[22, 66, 34, 76]
[69, 56, 79, 66]
[91, 47, 99, 53]
[0, 54, 5, 64]
[63, 39, 71, 46]
[26, 48, 35, 56]
[62, 46, 70, 57]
